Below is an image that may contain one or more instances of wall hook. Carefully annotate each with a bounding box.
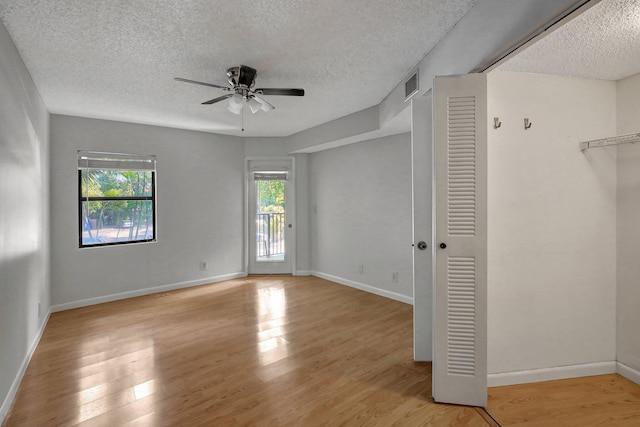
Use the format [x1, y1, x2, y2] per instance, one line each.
[524, 118, 532, 130]
[493, 117, 502, 129]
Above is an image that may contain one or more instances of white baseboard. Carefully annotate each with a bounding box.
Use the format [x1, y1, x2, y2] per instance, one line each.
[617, 362, 640, 386]
[1, 309, 51, 424]
[488, 361, 617, 387]
[311, 271, 413, 305]
[294, 270, 311, 276]
[51, 272, 247, 312]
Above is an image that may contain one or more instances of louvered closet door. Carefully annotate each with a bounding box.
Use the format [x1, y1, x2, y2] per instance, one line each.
[433, 74, 487, 407]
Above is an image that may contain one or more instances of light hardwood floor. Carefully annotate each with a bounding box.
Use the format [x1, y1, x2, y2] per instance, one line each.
[3, 276, 492, 426]
[7, 276, 639, 426]
[487, 374, 640, 427]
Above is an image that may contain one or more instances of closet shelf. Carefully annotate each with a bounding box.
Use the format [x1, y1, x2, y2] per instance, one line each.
[580, 132, 640, 151]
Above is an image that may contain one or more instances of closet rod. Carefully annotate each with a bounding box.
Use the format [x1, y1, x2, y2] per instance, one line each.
[580, 132, 640, 151]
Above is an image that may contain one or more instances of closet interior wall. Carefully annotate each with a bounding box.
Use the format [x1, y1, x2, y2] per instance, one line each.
[486, 71, 618, 384]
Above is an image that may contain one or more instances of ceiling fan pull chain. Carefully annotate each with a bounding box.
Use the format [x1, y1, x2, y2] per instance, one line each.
[241, 106, 245, 132]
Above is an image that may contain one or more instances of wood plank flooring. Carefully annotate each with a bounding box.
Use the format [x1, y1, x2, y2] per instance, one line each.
[3, 276, 491, 426]
[487, 374, 640, 427]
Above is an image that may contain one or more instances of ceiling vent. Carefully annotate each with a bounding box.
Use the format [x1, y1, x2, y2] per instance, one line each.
[405, 71, 419, 100]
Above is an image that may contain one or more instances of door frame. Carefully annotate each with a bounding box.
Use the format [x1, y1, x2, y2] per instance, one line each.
[412, 93, 434, 361]
[244, 157, 296, 275]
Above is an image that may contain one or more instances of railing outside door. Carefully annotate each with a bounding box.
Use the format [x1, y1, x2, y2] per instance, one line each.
[256, 212, 285, 257]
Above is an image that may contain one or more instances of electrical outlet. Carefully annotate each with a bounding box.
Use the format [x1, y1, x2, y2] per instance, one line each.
[200, 261, 208, 271]
[358, 265, 364, 274]
[392, 272, 399, 283]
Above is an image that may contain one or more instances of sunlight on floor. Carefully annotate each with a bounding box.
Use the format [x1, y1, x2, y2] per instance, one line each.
[257, 286, 287, 320]
[133, 379, 155, 400]
[256, 286, 290, 367]
[75, 338, 156, 423]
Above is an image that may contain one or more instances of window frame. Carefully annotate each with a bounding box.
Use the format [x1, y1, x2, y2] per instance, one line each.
[78, 151, 157, 248]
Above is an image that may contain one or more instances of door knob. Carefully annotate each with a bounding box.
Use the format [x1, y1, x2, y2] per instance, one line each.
[439, 243, 447, 249]
[417, 241, 427, 250]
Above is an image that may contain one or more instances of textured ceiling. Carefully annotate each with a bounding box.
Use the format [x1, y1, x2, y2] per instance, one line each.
[0, 0, 477, 137]
[499, 0, 640, 81]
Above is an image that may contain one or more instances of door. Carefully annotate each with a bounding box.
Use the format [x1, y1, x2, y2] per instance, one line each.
[432, 74, 487, 407]
[412, 93, 433, 361]
[248, 159, 294, 275]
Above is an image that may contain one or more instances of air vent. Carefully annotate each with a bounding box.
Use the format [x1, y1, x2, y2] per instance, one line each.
[405, 72, 419, 100]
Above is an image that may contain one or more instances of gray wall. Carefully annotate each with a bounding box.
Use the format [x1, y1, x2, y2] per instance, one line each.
[617, 73, 640, 377]
[50, 115, 245, 307]
[309, 133, 413, 302]
[293, 153, 311, 274]
[0, 20, 50, 419]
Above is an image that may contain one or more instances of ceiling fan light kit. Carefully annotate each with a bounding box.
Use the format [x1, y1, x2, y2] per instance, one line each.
[257, 97, 275, 112]
[246, 97, 262, 114]
[175, 65, 304, 116]
[227, 94, 243, 115]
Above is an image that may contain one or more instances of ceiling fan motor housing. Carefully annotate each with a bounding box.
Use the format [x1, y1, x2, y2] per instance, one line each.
[227, 65, 257, 90]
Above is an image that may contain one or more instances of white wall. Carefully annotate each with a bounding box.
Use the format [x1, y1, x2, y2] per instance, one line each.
[309, 133, 413, 303]
[616, 73, 640, 378]
[0, 21, 50, 420]
[487, 71, 617, 382]
[50, 115, 245, 308]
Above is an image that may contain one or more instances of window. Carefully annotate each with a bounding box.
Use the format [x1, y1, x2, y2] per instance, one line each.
[78, 151, 156, 248]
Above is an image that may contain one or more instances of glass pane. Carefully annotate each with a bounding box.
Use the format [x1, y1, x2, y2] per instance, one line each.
[255, 179, 285, 262]
[81, 170, 153, 198]
[81, 200, 154, 246]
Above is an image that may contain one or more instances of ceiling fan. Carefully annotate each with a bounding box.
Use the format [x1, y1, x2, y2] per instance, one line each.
[175, 65, 304, 114]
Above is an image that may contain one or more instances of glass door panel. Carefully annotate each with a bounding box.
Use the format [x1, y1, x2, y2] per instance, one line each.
[255, 179, 286, 262]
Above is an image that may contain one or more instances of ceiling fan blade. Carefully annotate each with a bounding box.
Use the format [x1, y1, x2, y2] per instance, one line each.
[202, 94, 233, 105]
[174, 77, 229, 90]
[255, 88, 305, 96]
[238, 65, 257, 87]
[252, 94, 275, 112]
